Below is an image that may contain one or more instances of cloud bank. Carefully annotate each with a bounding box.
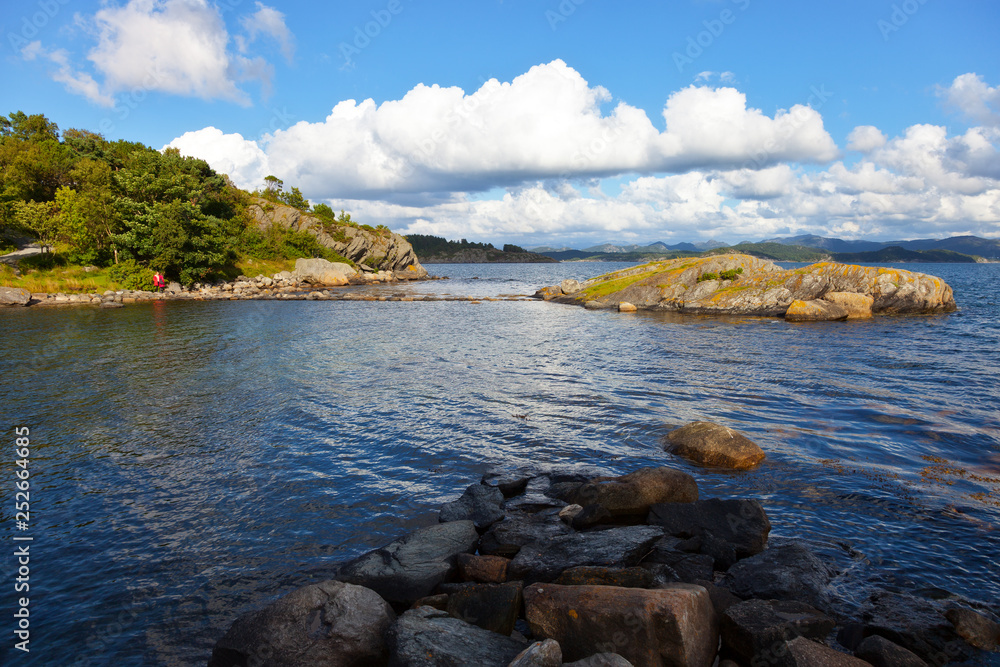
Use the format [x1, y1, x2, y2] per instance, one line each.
[167, 65, 1000, 245]
[22, 0, 293, 107]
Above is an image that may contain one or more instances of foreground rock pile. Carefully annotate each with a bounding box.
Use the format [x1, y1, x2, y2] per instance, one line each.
[537, 254, 957, 320]
[207, 424, 999, 667]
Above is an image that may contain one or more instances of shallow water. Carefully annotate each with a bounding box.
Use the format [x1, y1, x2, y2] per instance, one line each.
[1, 261, 998, 665]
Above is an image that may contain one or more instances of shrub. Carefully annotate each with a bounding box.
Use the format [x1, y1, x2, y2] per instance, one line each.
[719, 267, 744, 281]
[108, 258, 155, 290]
[697, 272, 719, 282]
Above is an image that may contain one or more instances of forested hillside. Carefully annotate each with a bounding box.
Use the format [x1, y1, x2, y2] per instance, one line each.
[0, 111, 356, 287]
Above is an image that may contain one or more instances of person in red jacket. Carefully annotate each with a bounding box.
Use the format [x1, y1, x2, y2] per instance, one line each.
[153, 271, 166, 293]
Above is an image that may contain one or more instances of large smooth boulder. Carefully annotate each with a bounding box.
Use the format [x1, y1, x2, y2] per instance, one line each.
[293, 257, 357, 285]
[387, 606, 525, 666]
[785, 299, 850, 322]
[0, 286, 31, 306]
[479, 510, 573, 558]
[823, 292, 874, 319]
[664, 422, 765, 470]
[648, 498, 770, 569]
[721, 598, 836, 665]
[334, 521, 479, 606]
[563, 467, 699, 522]
[524, 583, 718, 667]
[721, 541, 835, 611]
[208, 580, 394, 667]
[441, 582, 523, 635]
[439, 483, 505, 530]
[509, 526, 664, 583]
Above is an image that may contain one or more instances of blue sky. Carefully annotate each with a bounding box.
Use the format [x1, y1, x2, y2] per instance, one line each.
[4, 0, 999, 246]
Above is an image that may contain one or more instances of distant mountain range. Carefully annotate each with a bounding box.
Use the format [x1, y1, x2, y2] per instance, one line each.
[530, 235, 1000, 262]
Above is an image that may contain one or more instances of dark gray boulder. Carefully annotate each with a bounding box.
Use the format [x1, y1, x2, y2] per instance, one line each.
[854, 634, 928, 667]
[334, 521, 478, 606]
[784, 636, 872, 666]
[439, 581, 523, 635]
[508, 525, 664, 583]
[479, 509, 573, 558]
[438, 483, 505, 530]
[721, 598, 836, 665]
[387, 606, 525, 666]
[641, 537, 715, 583]
[721, 541, 836, 610]
[648, 498, 771, 569]
[208, 580, 394, 667]
[857, 591, 973, 664]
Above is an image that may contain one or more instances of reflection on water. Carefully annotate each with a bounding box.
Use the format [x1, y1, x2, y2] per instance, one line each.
[0, 262, 998, 665]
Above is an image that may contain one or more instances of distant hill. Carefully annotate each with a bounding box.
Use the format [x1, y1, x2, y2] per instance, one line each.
[706, 242, 829, 262]
[831, 246, 978, 263]
[765, 234, 1000, 259]
[406, 234, 556, 263]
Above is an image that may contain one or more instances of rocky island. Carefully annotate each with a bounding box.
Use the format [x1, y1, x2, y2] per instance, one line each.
[536, 254, 957, 321]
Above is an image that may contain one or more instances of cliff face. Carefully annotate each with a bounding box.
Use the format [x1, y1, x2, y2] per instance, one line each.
[248, 199, 427, 277]
[543, 254, 956, 317]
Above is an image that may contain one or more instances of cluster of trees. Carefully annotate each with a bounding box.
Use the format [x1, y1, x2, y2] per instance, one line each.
[407, 235, 533, 256]
[0, 111, 369, 284]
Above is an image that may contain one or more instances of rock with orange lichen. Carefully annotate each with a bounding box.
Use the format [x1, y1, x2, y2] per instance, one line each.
[542, 254, 956, 318]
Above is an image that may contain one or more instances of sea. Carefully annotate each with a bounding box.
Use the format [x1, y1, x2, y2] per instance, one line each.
[1, 261, 998, 665]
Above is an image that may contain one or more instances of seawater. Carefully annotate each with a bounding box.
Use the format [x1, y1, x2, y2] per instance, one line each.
[1, 261, 998, 665]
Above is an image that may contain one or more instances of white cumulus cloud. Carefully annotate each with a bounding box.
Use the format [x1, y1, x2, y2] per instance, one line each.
[938, 73, 1000, 128]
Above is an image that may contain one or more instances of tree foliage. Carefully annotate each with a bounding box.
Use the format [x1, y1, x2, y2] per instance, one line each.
[0, 111, 370, 284]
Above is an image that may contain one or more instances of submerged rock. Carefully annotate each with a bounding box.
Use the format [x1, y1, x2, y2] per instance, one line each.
[664, 422, 766, 470]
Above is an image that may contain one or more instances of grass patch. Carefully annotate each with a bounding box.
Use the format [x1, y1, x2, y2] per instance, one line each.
[236, 257, 297, 277]
[0, 261, 116, 293]
[582, 267, 663, 299]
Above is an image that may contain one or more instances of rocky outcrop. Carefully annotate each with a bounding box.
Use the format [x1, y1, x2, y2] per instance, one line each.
[786, 299, 850, 322]
[247, 198, 427, 277]
[387, 606, 526, 666]
[539, 254, 956, 318]
[0, 286, 30, 306]
[664, 421, 766, 470]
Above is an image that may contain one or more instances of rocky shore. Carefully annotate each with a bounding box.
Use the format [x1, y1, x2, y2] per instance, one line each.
[0, 258, 453, 308]
[207, 422, 999, 667]
[536, 254, 957, 320]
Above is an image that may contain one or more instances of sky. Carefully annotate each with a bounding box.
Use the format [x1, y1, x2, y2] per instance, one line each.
[3, 0, 1000, 247]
